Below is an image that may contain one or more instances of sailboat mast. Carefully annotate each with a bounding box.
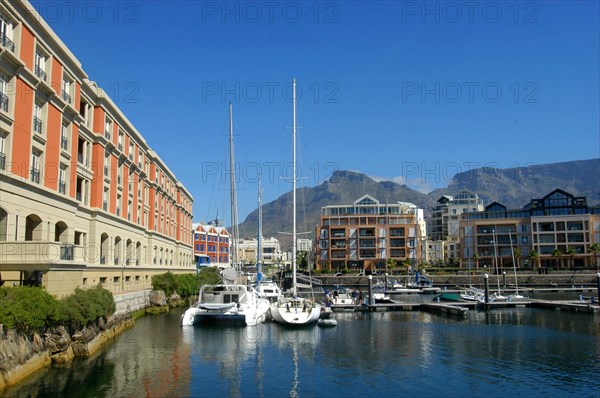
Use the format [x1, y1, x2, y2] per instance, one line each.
[229, 102, 239, 273]
[509, 230, 519, 295]
[292, 78, 297, 297]
[257, 175, 263, 283]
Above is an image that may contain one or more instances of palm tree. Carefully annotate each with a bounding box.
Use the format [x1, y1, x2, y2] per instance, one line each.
[589, 243, 600, 270]
[514, 247, 522, 269]
[473, 253, 480, 271]
[551, 248, 562, 269]
[565, 246, 576, 269]
[528, 250, 540, 271]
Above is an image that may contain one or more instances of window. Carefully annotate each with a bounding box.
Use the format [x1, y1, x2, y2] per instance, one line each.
[60, 122, 69, 150]
[105, 118, 112, 140]
[117, 162, 122, 185]
[58, 164, 67, 194]
[33, 101, 43, 134]
[116, 194, 121, 216]
[104, 151, 110, 178]
[0, 73, 8, 112]
[118, 130, 124, 151]
[128, 142, 133, 160]
[62, 76, 72, 104]
[0, 132, 5, 171]
[0, 13, 14, 52]
[35, 50, 47, 81]
[31, 150, 41, 183]
[103, 187, 109, 210]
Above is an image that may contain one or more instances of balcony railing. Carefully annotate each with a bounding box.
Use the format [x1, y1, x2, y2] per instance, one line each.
[58, 181, 66, 194]
[0, 32, 15, 52]
[60, 244, 74, 260]
[61, 90, 72, 104]
[0, 152, 5, 171]
[33, 116, 43, 134]
[0, 92, 8, 112]
[35, 64, 47, 81]
[30, 168, 40, 183]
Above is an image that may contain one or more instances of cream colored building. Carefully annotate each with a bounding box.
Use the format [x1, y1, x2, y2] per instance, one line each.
[0, 1, 194, 297]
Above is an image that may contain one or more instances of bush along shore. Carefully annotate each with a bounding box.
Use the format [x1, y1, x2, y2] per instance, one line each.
[0, 268, 220, 390]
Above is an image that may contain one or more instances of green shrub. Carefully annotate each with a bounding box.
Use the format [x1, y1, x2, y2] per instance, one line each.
[175, 273, 199, 298]
[198, 267, 220, 286]
[0, 286, 60, 334]
[151, 272, 178, 296]
[59, 286, 116, 332]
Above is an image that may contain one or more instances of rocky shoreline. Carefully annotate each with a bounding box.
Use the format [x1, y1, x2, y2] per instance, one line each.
[0, 290, 187, 391]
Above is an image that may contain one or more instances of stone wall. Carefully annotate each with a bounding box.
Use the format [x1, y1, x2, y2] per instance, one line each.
[0, 315, 134, 391]
[113, 290, 152, 316]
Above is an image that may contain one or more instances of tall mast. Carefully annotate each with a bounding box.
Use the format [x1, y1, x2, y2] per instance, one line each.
[292, 78, 297, 297]
[257, 175, 263, 284]
[229, 102, 239, 273]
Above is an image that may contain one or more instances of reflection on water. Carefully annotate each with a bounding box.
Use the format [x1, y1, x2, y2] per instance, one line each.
[3, 308, 599, 397]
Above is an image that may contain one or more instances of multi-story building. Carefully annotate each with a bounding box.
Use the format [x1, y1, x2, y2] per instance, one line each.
[459, 189, 600, 271]
[192, 218, 229, 268]
[427, 190, 484, 264]
[235, 237, 282, 266]
[316, 195, 425, 272]
[0, 1, 194, 297]
[297, 238, 312, 253]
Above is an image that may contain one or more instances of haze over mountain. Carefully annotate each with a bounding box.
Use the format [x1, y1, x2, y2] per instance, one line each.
[237, 158, 600, 250]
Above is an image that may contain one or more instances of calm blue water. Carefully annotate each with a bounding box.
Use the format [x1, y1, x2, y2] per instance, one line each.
[3, 307, 599, 397]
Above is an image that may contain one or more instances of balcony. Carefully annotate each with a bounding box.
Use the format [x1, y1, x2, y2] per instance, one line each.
[0, 92, 8, 112]
[0, 152, 5, 171]
[0, 32, 15, 52]
[61, 136, 68, 151]
[61, 90, 72, 104]
[33, 116, 43, 134]
[0, 241, 85, 267]
[35, 65, 47, 81]
[58, 181, 66, 194]
[30, 168, 40, 184]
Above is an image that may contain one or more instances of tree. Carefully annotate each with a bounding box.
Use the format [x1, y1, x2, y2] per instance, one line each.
[386, 258, 397, 274]
[589, 243, 600, 270]
[565, 246, 576, 269]
[473, 253, 480, 271]
[551, 249, 562, 269]
[513, 247, 522, 269]
[528, 250, 540, 270]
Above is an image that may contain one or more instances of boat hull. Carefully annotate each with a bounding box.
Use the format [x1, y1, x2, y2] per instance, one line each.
[270, 298, 321, 326]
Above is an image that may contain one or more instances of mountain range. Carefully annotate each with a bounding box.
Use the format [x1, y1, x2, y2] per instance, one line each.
[236, 158, 600, 250]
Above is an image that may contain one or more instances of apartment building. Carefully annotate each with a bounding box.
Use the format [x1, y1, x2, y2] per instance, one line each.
[316, 195, 425, 272]
[459, 189, 600, 271]
[426, 189, 485, 264]
[0, 1, 194, 297]
[193, 218, 230, 268]
[235, 237, 282, 266]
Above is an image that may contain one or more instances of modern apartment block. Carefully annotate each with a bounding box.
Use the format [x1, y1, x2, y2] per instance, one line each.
[193, 218, 230, 268]
[426, 190, 484, 264]
[0, 1, 194, 297]
[316, 195, 425, 272]
[459, 189, 600, 271]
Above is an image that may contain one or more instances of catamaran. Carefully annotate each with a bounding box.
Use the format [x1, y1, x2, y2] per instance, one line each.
[270, 79, 321, 326]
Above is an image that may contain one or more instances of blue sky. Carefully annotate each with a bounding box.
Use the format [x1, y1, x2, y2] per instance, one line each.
[34, 1, 599, 225]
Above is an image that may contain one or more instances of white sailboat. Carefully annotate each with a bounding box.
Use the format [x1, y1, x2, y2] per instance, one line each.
[181, 103, 269, 326]
[270, 79, 321, 326]
[508, 231, 527, 301]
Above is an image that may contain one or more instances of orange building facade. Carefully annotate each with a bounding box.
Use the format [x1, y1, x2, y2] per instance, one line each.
[0, 1, 194, 297]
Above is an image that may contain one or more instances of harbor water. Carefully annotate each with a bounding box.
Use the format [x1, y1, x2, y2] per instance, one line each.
[3, 307, 599, 397]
